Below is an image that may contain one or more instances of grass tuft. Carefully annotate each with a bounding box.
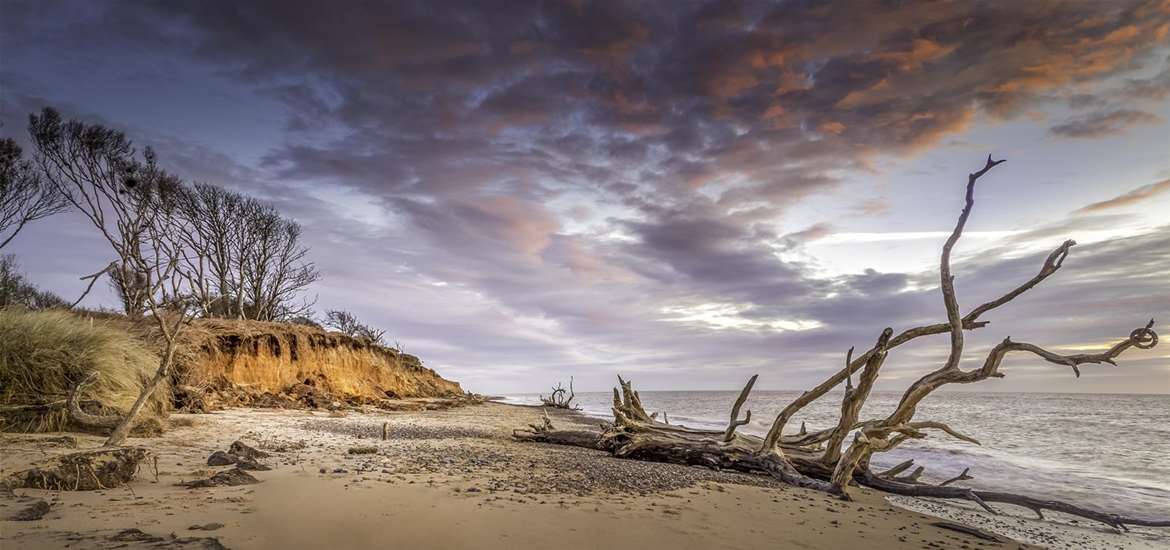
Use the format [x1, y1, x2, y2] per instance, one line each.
[0, 308, 170, 433]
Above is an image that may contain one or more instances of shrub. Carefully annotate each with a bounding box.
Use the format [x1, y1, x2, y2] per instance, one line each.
[0, 309, 170, 432]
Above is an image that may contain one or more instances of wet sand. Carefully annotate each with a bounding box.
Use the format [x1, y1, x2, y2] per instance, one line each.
[0, 402, 1148, 549]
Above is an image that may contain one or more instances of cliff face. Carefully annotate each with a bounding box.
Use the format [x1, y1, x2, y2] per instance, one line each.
[177, 319, 462, 406]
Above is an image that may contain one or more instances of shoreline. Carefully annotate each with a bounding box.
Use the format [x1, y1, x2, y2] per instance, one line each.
[0, 403, 1159, 549]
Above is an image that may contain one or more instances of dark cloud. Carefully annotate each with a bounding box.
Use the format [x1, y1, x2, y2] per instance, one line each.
[2, 0, 1168, 391]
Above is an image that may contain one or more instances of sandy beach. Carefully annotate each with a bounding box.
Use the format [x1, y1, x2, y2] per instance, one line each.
[2, 402, 1165, 550]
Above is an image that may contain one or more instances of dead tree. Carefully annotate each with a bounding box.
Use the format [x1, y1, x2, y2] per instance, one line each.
[0, 138, 68, 250]
[28, 108, 192, 447]
[513, 156, 1167, 531]
[539, 377, 581, 410]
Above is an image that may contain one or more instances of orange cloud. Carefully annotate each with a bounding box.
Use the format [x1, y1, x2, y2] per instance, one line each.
[1075, 179, 1170, 213]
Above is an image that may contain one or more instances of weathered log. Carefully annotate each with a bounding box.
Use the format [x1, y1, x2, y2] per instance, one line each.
[862, 470, 1170, 531]
[511, 410, 603, 450]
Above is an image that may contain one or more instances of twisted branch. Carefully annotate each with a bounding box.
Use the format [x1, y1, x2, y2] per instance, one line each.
[721, 375, 757, 442]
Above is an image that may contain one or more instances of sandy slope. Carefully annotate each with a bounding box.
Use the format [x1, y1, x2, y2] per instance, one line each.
[0, 403, 1059, 549]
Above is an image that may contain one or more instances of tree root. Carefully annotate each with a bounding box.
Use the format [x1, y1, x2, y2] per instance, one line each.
[4, 447, 150, 491]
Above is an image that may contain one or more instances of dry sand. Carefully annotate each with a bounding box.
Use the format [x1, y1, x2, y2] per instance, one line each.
[0, 403, 1158, 549]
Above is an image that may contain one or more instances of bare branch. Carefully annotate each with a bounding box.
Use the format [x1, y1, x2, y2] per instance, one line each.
[939, 467, 973, 487]
[721, 374, 757, 442]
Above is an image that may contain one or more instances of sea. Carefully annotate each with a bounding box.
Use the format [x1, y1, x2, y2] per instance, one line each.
[497, 390, 1170, 522]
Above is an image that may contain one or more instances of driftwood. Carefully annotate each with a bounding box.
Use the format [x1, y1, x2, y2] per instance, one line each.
[182, 467, 259, 488]
[3, 447, 150, 491]
[512, 410, 603, 450]
[513, 156, 1167, 531]
[931, 521, 1008, 543]
[539, 377, 581, 410]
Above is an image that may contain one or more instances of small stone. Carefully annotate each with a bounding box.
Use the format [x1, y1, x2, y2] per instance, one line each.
[207, 451, 238, 466]
[229, 441, 270, 460]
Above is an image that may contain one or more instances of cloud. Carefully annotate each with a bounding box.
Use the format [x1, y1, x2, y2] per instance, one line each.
[1075, 180, 1170, 214]
[2, 0, 1169, 392]
[1049, 109, 1161, 138]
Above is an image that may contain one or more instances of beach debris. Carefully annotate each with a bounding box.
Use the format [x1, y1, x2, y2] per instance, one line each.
[930, 521, 1008, 543]
[205, 441, 271, 470]
[205, 451, 269, 471]
[347, 446, 378, 455]
[229, 440, 269, 460]
[206, 451, 237, 466]
[539, 377, 581, 410]
[5, 498, 50, 521]
[3, 447, 149, 491]
[511, 410, 601, 450]
[188, 523, 225, 531]
[182, 467, 259, 488]
[510, 156, 1169, 532]
[108, 528, 229, 549]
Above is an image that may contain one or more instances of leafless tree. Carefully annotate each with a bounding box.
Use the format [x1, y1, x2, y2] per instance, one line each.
[513, 156, 1166, 531]
[324, 309, 387, 344]
[166, 182, 318, 321]
[27, 107, 192, 446]
[0, 254, 69, 309]
[239, 206, 319, 321]
[0, 137, 68, 249]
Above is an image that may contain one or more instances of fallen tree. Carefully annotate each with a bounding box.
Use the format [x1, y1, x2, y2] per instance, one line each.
[513, 156, 1166, 531]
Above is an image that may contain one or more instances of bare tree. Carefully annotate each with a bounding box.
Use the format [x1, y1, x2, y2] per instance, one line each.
[169, 182, 317, 321]
[513, 156, 1166, 531]
[27, 108, 192, 446]
[241, 208, 318, 321]
[0, 137, 68, 249]
[0, 254, 69, 309]
[324, 309, 387, 344]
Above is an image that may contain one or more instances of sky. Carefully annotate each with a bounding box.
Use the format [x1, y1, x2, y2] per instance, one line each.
[1, 0, 1168, 394]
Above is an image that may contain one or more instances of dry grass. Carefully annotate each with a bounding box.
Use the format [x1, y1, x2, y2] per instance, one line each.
[0, 308, 170, 432]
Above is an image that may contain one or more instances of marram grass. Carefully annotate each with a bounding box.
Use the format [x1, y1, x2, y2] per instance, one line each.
[0, 308, 170, 433]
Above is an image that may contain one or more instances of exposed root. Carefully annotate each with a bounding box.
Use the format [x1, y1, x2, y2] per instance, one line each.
[4, 447, 149, 491]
